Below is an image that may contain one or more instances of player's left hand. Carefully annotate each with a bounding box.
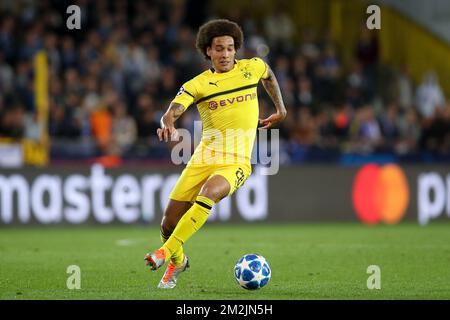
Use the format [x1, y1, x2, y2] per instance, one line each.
[258, 112, 286, 129]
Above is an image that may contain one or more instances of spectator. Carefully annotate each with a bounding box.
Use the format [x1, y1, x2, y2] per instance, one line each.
[143, 46, 162, 83]
[350, 105, 383, 153]
[378, 104, 400, 151]
[0, 16, 16, 63]
[295, 76, 314, 109]
[332, 103, 352, 141]
[346, 61, 368, 108]
[273, 55, 290, 90]
[355, 27, 379, 70]
[300, 27, 320, 62]
[0, 103, 25, 138]
[316, 108, 338, 149]
[397, 109, 421, 154]
[314, 45, 341, 103]
[44, 33, 61, 73]
[0, 52, 14, 93]
[292, 107, 317, 146]
[111, 100, 137, 155]
[415, 71, 445, 120]
[292, 55, 310, 80]
[421, 102, 450, 154]
[395, 65, 414, 112]
[90, 106, 112, 155]
[61, 36, 78, 70]
[136, 93, 159, 140]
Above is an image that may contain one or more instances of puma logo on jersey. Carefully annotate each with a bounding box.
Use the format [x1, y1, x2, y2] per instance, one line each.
[209, 81, 219, 87]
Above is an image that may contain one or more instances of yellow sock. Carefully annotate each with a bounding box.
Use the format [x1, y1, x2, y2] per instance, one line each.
[160, 229, 184, 267]
[162, 195, 214, 259]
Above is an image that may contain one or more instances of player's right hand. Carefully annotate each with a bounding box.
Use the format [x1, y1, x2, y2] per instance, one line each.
[157, 126, 179, 142]
[258, 111, 287, 129]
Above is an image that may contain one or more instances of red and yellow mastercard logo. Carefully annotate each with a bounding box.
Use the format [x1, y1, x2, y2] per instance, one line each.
[352, 164, 409, 224]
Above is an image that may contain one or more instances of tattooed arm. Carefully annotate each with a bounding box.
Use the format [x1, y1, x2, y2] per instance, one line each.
[260, 65, 287, 129]
[157, 102, 185, 142]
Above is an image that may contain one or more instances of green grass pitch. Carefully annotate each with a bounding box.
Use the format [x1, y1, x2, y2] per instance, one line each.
[1, 223, 449, 299]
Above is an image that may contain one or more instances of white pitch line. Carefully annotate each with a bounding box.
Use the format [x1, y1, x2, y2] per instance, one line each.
[115, 239, 136, 246]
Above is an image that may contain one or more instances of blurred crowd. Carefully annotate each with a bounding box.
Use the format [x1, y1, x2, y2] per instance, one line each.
[0, 0, 449, 163]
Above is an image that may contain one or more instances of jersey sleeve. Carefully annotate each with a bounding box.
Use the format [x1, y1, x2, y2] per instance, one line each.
[171, 79, 197, 110]
[252, 57, 270, 80]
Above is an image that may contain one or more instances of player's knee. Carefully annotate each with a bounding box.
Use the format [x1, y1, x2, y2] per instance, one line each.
[199, 175, 231, 203]
[199, 185, 227, 203]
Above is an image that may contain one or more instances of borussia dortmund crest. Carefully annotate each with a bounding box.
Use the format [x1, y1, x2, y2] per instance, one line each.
[241, 68, 252, 80]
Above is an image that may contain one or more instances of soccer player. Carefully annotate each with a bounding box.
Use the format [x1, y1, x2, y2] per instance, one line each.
[145, 19, 287, 288]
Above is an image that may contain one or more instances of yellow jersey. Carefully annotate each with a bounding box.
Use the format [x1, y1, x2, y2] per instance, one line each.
[172, 57, 269, 167]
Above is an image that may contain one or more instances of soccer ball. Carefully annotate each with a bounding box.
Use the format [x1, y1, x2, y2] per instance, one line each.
[234, 254, 271, 290]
